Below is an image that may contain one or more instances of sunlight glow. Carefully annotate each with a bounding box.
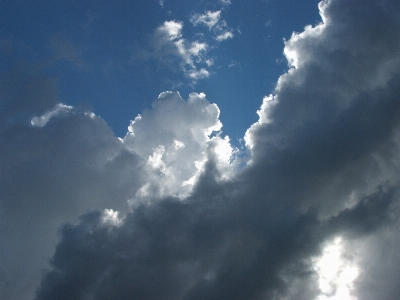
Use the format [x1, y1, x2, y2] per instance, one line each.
[314, 237, 360, 300]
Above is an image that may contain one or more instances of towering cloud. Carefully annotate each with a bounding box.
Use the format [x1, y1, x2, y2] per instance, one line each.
[1, 0, 400, 299]
[123, 91, 234, 201]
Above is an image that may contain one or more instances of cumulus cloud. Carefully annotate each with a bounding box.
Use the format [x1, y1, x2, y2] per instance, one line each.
[2, 0, 400, 299]
[0, 74, 233, 299]
[123, 91, 235, 201]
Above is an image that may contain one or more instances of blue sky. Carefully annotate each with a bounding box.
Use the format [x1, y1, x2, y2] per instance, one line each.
[2, 1, 400, 300]
[1, 0, 320, 141]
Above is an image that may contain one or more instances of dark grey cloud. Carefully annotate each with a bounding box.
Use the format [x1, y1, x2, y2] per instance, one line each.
[34, 184, 396, 300]
[2, 0, 400, 299]
[0, 65, 144, 299]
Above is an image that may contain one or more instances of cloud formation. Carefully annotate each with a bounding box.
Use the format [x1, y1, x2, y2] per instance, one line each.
[190, 10, 234, 41]
[0, 65, 143, 300]
[151, 20, 211, 81]
[123, 91, 235, 200]
[2, 0, 400, 299]
[136, 8, 234, 83]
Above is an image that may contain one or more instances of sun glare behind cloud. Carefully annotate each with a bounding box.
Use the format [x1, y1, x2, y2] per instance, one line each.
[314, 237, 360, 300]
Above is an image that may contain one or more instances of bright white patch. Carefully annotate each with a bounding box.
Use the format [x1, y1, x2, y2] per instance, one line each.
[313, 237, 360, 300]
[159, 20, 183, 41]
[173, 140, 185, 150]
[212, 136, 233, 164]
[31, 103, 73, 127]
[85, 112, 96, 119]
[209, 135, 237, 180]
[148, 145, 167, 172]
[101, 209, 123, 227]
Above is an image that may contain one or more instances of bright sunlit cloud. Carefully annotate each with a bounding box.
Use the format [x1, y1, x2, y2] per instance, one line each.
[314, 237, 360, 300]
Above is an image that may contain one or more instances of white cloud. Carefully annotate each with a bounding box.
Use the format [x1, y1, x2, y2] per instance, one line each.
[191, 11, 234, 42]
[191, 11, 221, 30]
[30, 103, 73, 127]
[214, 20, 234, 41]
[123, 91, 233, 201]
[215, 30, 234, 41]
[139, 10, 233, 83]
[187, 68, 210, 80]
[101, 208, 124, 227]
[151, 20, 212, 82]
[158, 20, 183, 41]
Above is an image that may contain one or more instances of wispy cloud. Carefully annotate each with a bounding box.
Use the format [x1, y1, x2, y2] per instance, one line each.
[215, 29, 234, 41]
[220, 0, 231, 4]
[191, 11, 222, 30]
[136, 20, 212, 82]
[133, 9, 234, 83]
[191, 10, 234, 41]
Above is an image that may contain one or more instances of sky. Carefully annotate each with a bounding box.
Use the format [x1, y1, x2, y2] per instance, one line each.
[1, 0, 400, 299]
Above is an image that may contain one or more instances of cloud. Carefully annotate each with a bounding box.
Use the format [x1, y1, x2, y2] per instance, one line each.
[0, 65, 147, 300]
[135, 20, 212, 82]
[190, 11, 234, 42]
[122, 91, 235, 201]
[134, 9, 234, 83]
[191, 11, 222, 30]
[220, 0, 231, 5]
[158, 20, 183, 41]
[215, 29, 234, 41]
[2, 0, 400, 299]
[0, 79, 234, 299]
